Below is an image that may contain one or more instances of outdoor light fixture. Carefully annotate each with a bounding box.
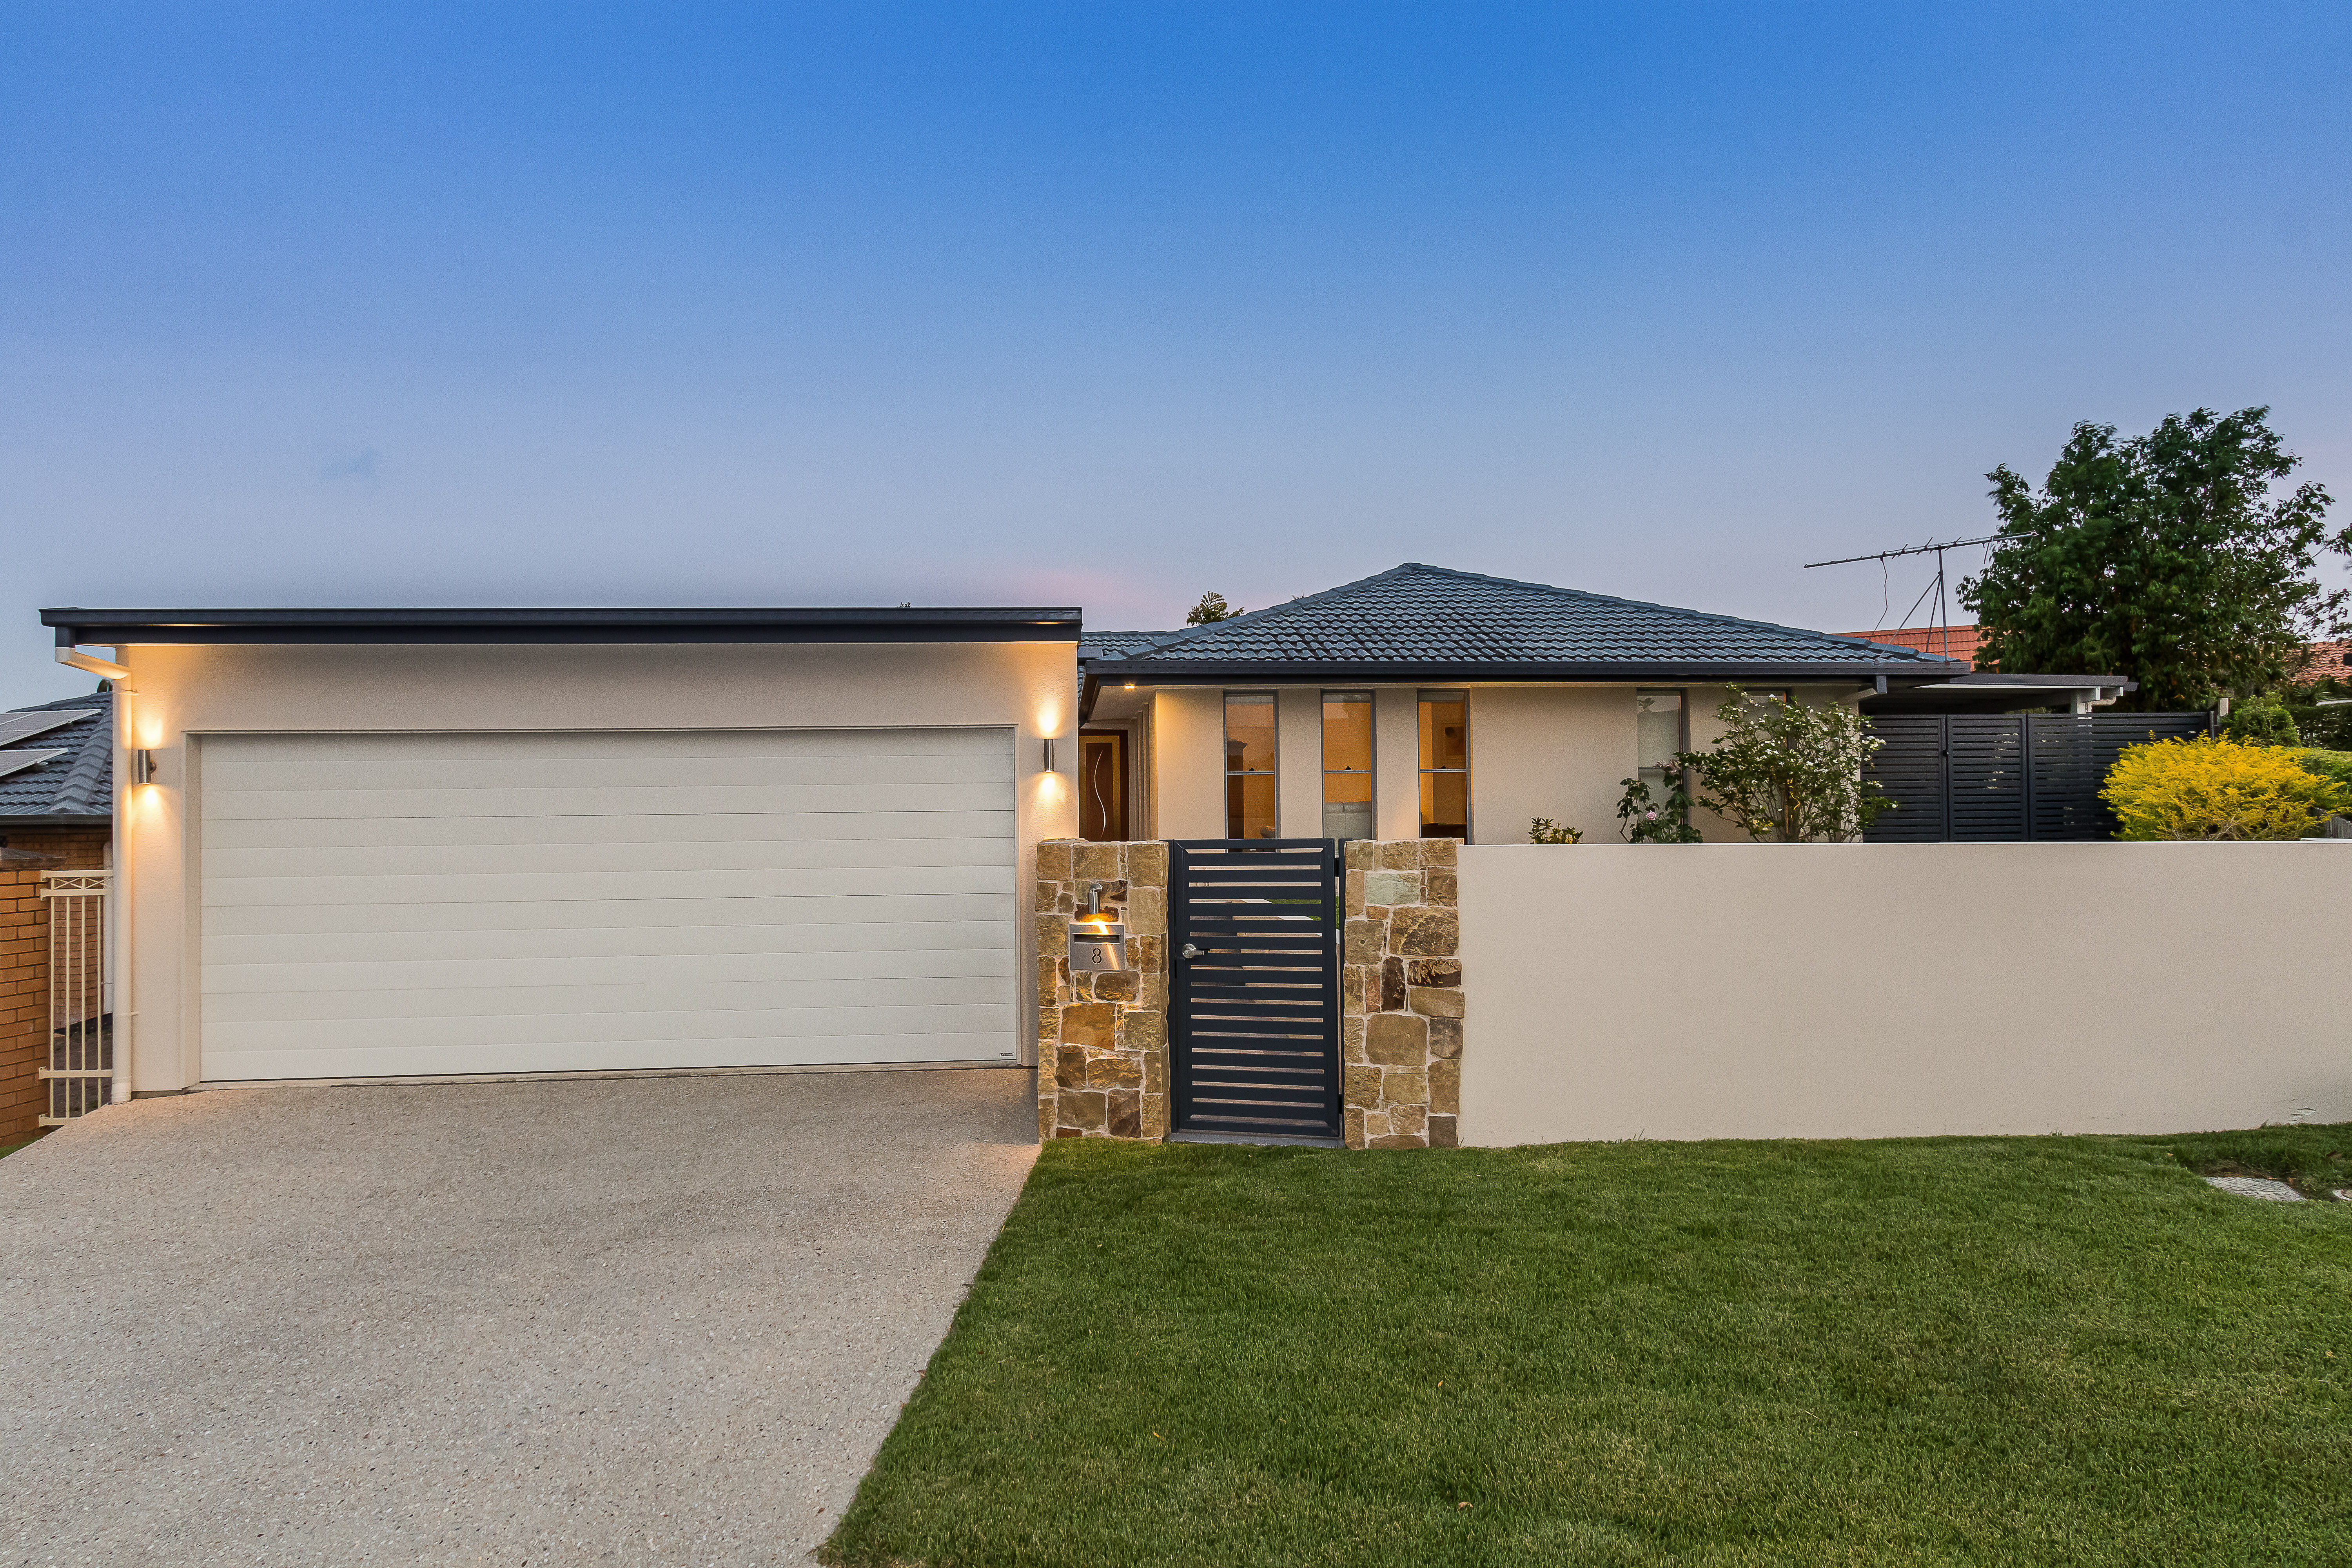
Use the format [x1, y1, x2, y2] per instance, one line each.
[1067, 882, 1129, 975]
[1043, 738, 1058, 772]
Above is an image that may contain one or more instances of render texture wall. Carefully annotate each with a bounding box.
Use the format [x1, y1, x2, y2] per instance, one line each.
[1467, 688, 1631, 847]
[1458, 841, 2352, 1144]
[1148, 688, 1223, 841]
[109, 640, 1077, 1093]
[1128, 682, 1872, 851]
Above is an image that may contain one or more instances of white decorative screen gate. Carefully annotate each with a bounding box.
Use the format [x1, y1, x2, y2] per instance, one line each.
[40, 869, 111, 1124]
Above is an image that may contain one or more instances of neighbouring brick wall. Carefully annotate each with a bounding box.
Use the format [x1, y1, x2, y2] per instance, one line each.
[1035, 840, 1170, 1142]
[0, 851, 58, 1144]
[1342, 838, 1463, 1149]
[0, 833, 109, 1144]
[0, 829, 109, 870]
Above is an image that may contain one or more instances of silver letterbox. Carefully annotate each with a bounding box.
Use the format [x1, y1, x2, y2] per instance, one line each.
[1066, 881, 1129, 974]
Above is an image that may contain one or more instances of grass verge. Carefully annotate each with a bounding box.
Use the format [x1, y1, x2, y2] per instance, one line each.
[824, 1128, 2350, 1567]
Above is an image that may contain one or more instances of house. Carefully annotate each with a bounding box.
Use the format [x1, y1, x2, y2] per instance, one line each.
[1842, 622, 1984, 665]
[38, 604, 1078, 1096]
[0, 690, 114, 864]
[2, 691, 115, 1142]
[1846, 624, 2352, 691]
[1076, 563, 1969, 845]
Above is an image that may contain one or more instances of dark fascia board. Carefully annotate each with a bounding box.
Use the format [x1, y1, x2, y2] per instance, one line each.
[1902, 671, 2134, 690]
[42, 606, 1083, 645]
[1082, 660, 1964, 683]
[1078, 661, 1965, 719]
[0, 812, 110, 828]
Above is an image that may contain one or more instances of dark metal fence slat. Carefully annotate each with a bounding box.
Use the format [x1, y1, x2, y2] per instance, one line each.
[1170, 837, 1345, 1142]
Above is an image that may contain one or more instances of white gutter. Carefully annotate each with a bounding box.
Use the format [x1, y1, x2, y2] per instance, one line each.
[64, 645, 138, 1105]
[57, 646, 132, 682]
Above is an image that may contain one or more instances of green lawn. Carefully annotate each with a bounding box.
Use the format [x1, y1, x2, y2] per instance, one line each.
[824, 1126, 2351, 1567]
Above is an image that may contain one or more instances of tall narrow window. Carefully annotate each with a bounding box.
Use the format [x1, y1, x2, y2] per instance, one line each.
[1321, 690, 1374, 842]
[1635, 690, 1686, 801]
[1224, 691, 1278, 839]
[1417, 690, 1469, 840]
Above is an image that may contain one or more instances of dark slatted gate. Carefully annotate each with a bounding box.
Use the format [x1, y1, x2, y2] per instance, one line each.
[1866, 712, 2213, 841]
[1168, 839, 1344, 1143]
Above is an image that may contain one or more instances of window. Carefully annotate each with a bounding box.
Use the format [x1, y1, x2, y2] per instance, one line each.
[1224, 691, 1278, 839]
[1321, 691, 1374, 841]
[1635, 690, 1687, 800]
[1417, 690, 1469, 839]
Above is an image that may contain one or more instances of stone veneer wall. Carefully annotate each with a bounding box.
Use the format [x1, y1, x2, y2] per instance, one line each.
[1034, 840, 1169, 1142]
[1342, 838, 1463, 1149]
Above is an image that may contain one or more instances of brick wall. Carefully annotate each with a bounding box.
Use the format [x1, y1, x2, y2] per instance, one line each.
[0, 830, 109, 1145]
[0, 855, 55, 1144]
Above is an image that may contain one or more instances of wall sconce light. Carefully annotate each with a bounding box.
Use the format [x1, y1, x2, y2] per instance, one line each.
[131, 748, 156, 785]
[1042, 738, 1058, 773]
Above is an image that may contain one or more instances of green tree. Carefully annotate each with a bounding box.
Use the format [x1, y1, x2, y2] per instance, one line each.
[2220, 695, 2299, 746]
[1185, 592, 1241, 625]
[1677, 688, 1891, 843]
[1959, 408, 2346, 711]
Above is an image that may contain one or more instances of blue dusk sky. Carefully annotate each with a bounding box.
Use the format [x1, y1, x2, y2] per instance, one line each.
[4, 2, 2348, 709]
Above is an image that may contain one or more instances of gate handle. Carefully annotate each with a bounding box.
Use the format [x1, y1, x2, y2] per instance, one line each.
[1180, 943, 1206, 960]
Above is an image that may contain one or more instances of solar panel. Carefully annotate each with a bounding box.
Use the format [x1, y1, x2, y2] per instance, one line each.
[0, 710, 98, 747]
[0, 749, 66, 781]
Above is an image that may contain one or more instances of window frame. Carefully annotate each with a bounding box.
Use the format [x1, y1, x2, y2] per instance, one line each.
[1416, 688, 1471, 842]
[1223, 690, 1279, 840]
[1319, 689, 1375, 843]
[1634, 688, 1691, 786]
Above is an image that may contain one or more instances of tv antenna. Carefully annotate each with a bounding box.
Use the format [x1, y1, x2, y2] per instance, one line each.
[1803, 531, 2020, 662]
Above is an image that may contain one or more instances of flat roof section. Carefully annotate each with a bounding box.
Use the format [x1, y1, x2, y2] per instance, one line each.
[42, 605, 1083, 645]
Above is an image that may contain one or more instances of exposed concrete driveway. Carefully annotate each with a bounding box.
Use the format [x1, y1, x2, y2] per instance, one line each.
[0, 1068, 1038, 1566]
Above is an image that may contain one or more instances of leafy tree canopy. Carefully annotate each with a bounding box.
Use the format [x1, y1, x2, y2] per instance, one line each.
[1959, 408, 2346, 711]
[1185, 591, 1241, 625]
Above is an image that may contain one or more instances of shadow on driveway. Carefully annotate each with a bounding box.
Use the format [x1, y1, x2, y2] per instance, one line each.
[0, 1068, 1038, 1566]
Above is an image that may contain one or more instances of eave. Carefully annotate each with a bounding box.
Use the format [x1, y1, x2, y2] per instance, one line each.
[1078, 659, 1965, 720]
[42, 606, 1084, 646]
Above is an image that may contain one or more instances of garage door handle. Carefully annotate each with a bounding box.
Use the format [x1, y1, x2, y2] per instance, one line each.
[1180, 943, 1206, 960]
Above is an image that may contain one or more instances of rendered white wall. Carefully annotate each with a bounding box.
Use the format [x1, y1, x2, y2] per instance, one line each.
[1372, 688, 1420, 841]
[1459, 840, 2352, 1144]
[111, 639, 1076, 1091]
[1148, 687, 1224, 840]
[1468, 687, 1628, 846]
[1277, 688, 1322, 839]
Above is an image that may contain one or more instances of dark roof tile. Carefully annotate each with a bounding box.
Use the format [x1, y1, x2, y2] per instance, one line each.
[0, 690, 113, 823]
[1087, 564, 1954, 671]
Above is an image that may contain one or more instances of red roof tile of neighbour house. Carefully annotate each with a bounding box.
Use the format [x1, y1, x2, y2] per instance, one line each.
[2290, 641, 2350, 683]
[1842, 624, 1982, 665]
[1840, 628, 2350, 684]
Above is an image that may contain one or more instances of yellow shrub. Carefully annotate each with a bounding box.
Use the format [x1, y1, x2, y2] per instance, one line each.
[2100, 733, 2352, 840]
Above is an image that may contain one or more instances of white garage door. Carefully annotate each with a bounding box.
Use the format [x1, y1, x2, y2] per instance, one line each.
[198, 728, 1017, 1082]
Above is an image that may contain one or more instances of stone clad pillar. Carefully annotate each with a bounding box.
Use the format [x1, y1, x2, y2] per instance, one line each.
[1034, 840, 1170, 1141]
[1035, 835, 1462, 1151]
[1341, 838, 1463, 1149]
